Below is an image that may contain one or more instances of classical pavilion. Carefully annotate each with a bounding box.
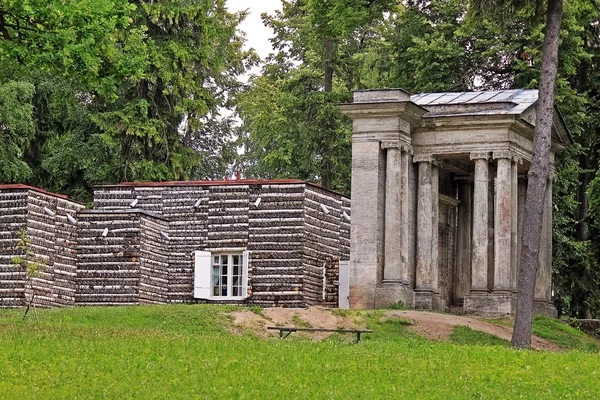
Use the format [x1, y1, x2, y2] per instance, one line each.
[340, 89, 570, 316]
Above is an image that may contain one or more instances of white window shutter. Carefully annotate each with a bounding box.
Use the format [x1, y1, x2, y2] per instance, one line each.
[193, 251, 212, 299]
[242, 250, 250, 299]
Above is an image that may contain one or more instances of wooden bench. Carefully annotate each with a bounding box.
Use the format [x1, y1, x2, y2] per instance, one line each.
[267, 326, 373, 342]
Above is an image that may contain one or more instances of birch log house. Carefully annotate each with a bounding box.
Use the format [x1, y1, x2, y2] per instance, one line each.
[339, 88, 571, 316]
[0, 180, 350, 308]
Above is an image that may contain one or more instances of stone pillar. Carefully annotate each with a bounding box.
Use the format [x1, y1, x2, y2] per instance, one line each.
[534, 174, 556, 316]
[455, 178, 473, 303]
[510, 158, 520, 293]
[400, 145, 412, 284]
[464, 152, 494, 314]
[493, 152, 512, 292]
[414, 155, 438, 309]
[348, 140, 385, 308]
[383, 142, 402, 282]
[470, 153, 489, 292]
[431, 162, 440, 293]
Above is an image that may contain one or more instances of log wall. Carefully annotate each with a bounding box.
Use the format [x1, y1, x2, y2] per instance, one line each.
[0, 188, 83, 308]
[247, 183, 305, 307]
[27, 192, 84, 307]
[76, 210, 141, 306]
[302, 185, 348, 307]
[139, 214, 170, 304]
[163, 186, 208, 302]
[89, 181, 351, 307]
[25, 191, 57, 307]
[0, 189, 28, 307]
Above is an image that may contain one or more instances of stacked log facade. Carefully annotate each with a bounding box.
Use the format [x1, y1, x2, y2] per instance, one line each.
[76, 210, 169, 306]
[248, 183, 305, 307]
[302, 186, 347, 306]
[0, 187, 84, 308]
[0, 189, 28, 307]
[163, 186, 208, 303]
[76, 210, 142, 306]
[139, 215, 170, 304]
[0, 181, 350, 308]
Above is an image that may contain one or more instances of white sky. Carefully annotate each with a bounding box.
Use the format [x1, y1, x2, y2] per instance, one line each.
[227, 0, 282, 75]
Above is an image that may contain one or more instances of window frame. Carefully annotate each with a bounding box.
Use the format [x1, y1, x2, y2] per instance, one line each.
[193, 250, 249, 301]
[211, 253, 245, 299]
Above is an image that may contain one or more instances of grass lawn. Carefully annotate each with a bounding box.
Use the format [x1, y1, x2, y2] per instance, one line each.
[0, 305, 598, 399]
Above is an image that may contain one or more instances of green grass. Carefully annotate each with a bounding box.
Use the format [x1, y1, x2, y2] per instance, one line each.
[532, 316, 600, 352]
[450, 326, 510, 347]
[486, 315, 600, 352]
[1, 306, 599, 399]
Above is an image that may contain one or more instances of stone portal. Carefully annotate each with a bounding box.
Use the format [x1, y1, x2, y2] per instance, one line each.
[340, 89, 571, 316]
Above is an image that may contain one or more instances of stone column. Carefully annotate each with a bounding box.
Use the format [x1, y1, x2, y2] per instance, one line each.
[414, 155, 437, 309]
[455, 178, 473, 302]
[400, 145, 412, 284]
[348, 140, 385, 308]
[470, 152, 490, 292]
[382, 141, 402, 282]
[431, 161, 440, 293]
[510, 157, 521, 292]
[534, 174, 555, 316]
[493, 151, 513, 292]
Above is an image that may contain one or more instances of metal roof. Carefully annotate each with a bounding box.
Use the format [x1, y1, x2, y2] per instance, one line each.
[410, 89, 538, 116]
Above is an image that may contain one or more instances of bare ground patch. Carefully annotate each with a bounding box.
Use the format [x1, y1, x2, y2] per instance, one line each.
[230, 307, 365, 341]
[229, 307, 560, 350]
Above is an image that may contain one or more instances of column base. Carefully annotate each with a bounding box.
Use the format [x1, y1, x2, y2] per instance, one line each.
[375, 282, 414, 309]
[414, 290, 444, 311]
[533, 300, 557, 318]
[464, 291, 512, 315]
[348, 284, 377, 309]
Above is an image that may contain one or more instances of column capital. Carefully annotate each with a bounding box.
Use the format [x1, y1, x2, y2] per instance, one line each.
[413, 154, 435, 163]
[381, 141, 400, 150]
[470, 152, 490, 161]
[492, 151, 514, 160]
[401, 144, 413, 154]
[513, 155, 523, 165]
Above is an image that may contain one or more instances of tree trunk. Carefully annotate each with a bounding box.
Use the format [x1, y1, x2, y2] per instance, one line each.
[511, 0, 563, 348]
[324, 39, 334, 93]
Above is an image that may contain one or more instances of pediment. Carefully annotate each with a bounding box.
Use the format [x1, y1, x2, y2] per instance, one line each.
[520, 104, 572, 146]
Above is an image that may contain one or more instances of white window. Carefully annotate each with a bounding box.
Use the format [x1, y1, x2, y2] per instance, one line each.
[194, 250, 249, 300]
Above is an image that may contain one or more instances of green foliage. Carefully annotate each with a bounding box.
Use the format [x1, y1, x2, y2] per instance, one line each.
[0, 81, 35, 182]
[450, 326, 511, 347]
[1, 305, 600, 398]
[0, 0, 255, 200]
[237, 69, 351, 193]
[237, 0, 394, 193]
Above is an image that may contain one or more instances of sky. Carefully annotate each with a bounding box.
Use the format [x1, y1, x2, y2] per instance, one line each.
[226, 0, 282, 74]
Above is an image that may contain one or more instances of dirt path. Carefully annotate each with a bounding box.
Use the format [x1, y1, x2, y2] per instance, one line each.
[388, 310, 559, 350]
[231, 307, 560, 350]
